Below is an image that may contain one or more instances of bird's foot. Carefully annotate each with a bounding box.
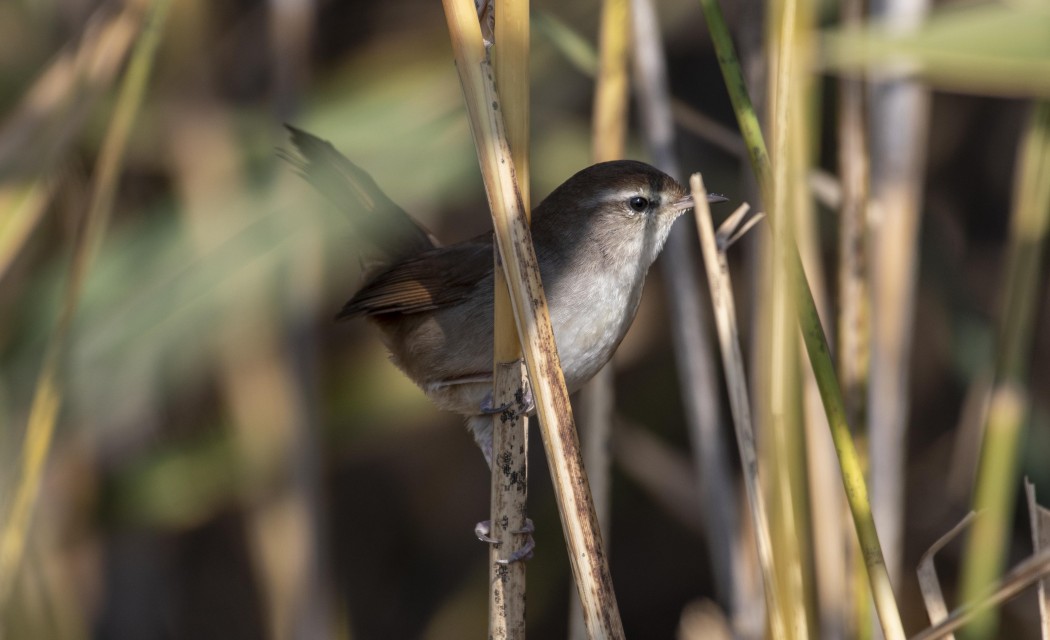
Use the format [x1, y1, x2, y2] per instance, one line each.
[475, 518, 535, 564]
[479, 378, 534, 417]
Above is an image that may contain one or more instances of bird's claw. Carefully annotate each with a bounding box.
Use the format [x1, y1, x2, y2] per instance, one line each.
[499, 538, 535, 565]
[479, 379, 534, 417]
[475, 520, 498, 543]
[475, 518, 535, 564]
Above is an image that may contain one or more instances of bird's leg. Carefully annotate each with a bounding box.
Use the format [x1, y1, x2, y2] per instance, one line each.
[469, 372, 535, 563]
[467, 415, 495, 468]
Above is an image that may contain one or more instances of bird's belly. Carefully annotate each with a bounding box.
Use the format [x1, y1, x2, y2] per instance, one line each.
[550, 276, 641, 391]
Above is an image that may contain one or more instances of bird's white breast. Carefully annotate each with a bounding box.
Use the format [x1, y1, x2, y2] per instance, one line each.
[548, 253, 648, 391]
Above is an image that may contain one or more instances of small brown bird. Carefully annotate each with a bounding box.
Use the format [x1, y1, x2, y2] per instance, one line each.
[285, 127, 725, 465]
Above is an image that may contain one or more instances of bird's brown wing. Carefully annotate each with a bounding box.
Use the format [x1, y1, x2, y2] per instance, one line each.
[283, 125, 439, 262]
[338, 239, 492, 318]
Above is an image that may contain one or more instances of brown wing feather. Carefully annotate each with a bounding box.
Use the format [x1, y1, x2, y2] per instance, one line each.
[338, 240, 492, 318]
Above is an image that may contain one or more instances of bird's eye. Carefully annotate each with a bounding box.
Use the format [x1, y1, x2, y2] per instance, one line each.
[628, 196, 650, 213]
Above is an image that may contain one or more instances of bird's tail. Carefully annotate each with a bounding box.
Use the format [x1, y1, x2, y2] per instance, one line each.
[281, 125, 438, 265]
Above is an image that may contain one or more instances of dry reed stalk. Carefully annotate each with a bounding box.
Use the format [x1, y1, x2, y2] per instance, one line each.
[867, 0, 931, 597]
[0, 0, 173, 614]
[691, 178, 788, 640]
[587, 0, 631, 524]
[592, 0, 630, 163]
[912, 547, 1050, 640]
[441, 1, 624, 637]
[568, 1, 628, 635]
[571, 3, 625, 633]
[488, 0, 530, 636]
[916, 511, 978, 640]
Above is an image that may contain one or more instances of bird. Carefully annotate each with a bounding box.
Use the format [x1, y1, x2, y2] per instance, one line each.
[284, 126, 725, 466]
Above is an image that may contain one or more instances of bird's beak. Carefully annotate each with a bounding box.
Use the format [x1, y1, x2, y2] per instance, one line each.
[672, 193, 729, 210]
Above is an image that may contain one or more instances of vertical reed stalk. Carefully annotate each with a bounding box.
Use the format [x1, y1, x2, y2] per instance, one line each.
[441, 1, 624, 636]
[868, 0, 931, 597]
[592, 0, 630, 163]
[489, 0, 530, 637]
[691, 183, 788, 640]
[768, 0, 817, 634]
[587, 0, 630, 527]
[568, 2, 628, 635]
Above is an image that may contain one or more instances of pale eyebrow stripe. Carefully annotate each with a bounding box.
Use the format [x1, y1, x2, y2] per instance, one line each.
[575, 187, 652, 209]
